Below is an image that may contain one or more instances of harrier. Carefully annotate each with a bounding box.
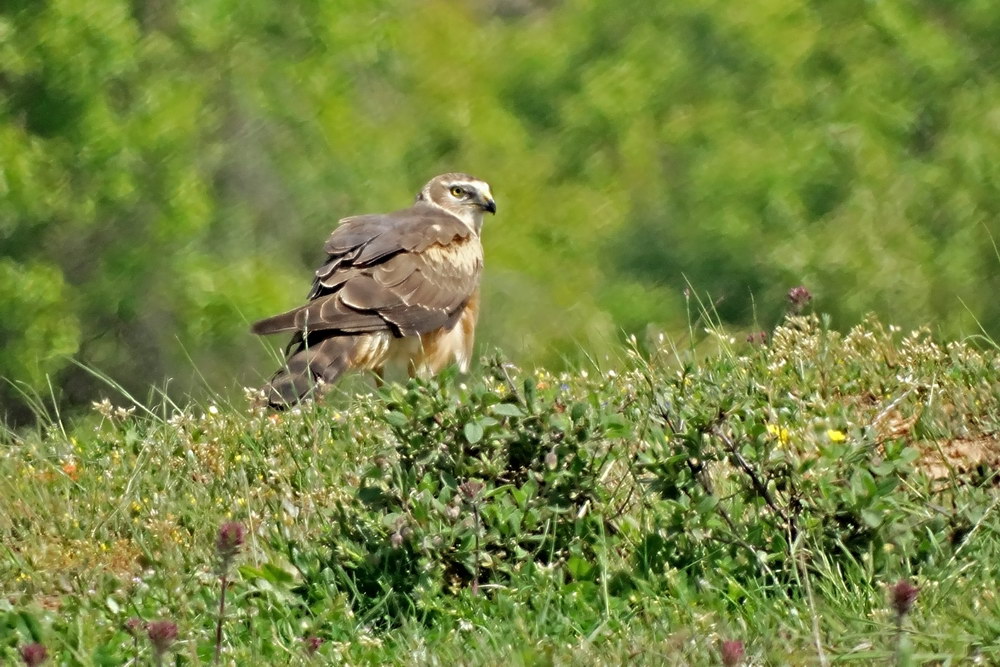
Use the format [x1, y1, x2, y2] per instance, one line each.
[251, 173, 495, 407]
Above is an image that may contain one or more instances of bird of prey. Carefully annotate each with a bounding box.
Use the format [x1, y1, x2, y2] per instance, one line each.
[251, 173, 496, 407]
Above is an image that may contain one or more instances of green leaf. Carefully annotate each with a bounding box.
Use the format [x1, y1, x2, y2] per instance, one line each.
[861, 509, 884, 528]
[695, 494, 719, 514]
[18, 610, 43, 641]
[385, 411, 409, 428]
[492, 403, 525, 418]
[464, 421, 484, 444]
[566, 555, 595, 580]
[261, 563, 295, 584]
[603, 413, 630, 438]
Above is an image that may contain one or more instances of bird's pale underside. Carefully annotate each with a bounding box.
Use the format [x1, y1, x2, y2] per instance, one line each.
[251, 173, 496, 407]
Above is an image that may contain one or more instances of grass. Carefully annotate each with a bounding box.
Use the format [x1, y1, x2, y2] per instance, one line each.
[2, 313, 1000, 665]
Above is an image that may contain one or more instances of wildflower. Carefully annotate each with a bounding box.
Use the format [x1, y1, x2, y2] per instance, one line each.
[147, 620, 178, 656]
[720, 639, 744, 667]
[890, 579, 919, 618]
[114, 405, 136, 420]
[544, 450, 558, 470]
[19, 643, 47, 666]
[826, 429, 847, 443]
[216, 522, 245, 566]
[304, 636, 325, 655]
[766, 424, 790, 444]
[124, 617, 145, 663]
[214, 522, 245, 662]
[124, 617, 146, 636]
[890, 579, 919, 664]
[787, 285, 812, 313]
[93, 398, 114, 419]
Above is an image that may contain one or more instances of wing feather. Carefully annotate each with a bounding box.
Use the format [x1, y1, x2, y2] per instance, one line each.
[252, 203, 482, 340]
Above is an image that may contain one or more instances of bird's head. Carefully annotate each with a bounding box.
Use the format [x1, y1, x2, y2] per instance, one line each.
[418, 173, 496, 234]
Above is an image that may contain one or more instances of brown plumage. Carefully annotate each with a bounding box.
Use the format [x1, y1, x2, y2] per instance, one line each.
[252, 173, 496, 407]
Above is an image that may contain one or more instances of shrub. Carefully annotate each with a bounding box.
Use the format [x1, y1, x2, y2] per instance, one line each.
[312, 360, 642, 624]
[291, 315, 1000, 625]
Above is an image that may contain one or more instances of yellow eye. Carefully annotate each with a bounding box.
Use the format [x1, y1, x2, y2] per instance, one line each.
[450, 186, 464, 197]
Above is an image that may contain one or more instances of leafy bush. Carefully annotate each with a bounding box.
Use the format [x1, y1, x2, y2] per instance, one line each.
[273, 315, 1000, 627]
[2, 315, 1000, 662]
[310, 361, 642, 625]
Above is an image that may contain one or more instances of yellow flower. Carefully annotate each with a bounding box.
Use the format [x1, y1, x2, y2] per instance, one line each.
[827, 429, 847, 443]
[766, 424, 790, 444]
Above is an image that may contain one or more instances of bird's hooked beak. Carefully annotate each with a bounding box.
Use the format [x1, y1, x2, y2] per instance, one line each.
[478, 188, 497, 214]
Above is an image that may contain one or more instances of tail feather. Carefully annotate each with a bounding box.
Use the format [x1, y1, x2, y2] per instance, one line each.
[251, 307, 302, 335]
[264, 336, 357, 407]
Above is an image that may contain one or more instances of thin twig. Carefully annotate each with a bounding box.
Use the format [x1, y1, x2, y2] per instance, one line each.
[714, 429, 790, 526]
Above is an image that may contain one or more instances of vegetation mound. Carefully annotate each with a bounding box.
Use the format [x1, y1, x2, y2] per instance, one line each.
[2, 315, 999, 663]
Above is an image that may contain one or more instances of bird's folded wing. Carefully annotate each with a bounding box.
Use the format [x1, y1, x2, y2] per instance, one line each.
[251, 206, 482, 338]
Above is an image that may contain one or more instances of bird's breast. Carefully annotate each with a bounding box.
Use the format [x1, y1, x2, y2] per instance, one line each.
[422, 239, 483, 278]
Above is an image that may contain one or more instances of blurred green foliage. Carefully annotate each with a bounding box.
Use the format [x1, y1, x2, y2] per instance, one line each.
[1, 0, 998, 421]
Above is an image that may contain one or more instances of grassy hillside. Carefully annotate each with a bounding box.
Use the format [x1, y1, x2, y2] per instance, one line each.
[3, 0, 1000, 421]
[2, 314, 999, 665]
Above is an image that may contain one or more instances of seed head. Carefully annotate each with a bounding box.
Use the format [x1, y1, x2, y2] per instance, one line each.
[147, 620, 178, 654]
[890, 578, 919, 618]
[19, 643, 47, 666]
[720, 639, 744, 666]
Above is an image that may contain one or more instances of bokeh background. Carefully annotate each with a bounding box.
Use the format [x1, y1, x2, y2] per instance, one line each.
[2, 0, 998, 424]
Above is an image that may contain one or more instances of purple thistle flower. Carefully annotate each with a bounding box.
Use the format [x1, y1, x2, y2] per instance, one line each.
[147, 620, 178, 655]
[217, 521, 246, 562]
[787, 286, 812, 313]
[890, 579, 919, 618]
[19, 643, 47, 666]
[304, 636, 325, 655]
[720, 639, 744, 666]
